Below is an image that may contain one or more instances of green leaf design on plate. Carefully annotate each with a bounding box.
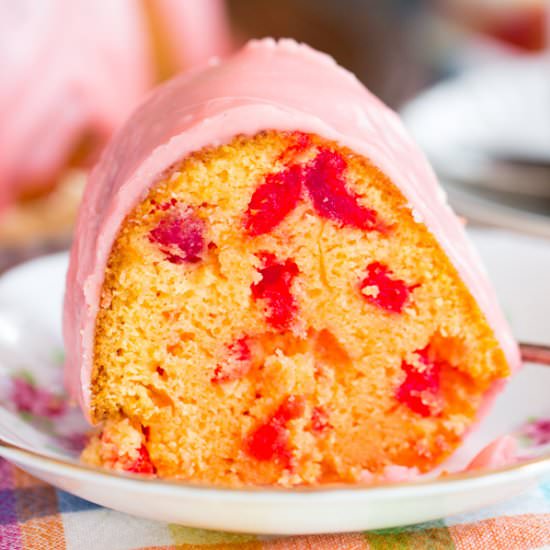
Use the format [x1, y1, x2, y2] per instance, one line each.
[15, 370, 36, 385]
[52, 348, 66, 365]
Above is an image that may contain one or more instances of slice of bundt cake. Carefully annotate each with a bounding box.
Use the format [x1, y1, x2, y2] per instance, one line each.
[64, 39, 520, 487]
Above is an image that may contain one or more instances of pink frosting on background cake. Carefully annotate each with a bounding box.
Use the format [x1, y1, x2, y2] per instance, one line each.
[0, 0, 152, 209]
[63, 38, 521, 426]
[0, 0, 231, 210]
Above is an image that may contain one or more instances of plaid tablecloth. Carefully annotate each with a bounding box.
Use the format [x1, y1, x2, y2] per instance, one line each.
[1, 459, 549, 549]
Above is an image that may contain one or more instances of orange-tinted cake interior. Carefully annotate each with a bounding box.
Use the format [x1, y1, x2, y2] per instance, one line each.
[82, 131, 510, 486]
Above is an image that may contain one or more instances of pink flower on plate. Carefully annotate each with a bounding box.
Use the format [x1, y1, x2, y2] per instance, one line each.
[58, 432, 88, 453]
[11, 375, 66, 418]
[522, 418, 550, 447]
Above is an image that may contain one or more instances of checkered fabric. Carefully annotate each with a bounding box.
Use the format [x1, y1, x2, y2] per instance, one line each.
[0, 459, 549, 549]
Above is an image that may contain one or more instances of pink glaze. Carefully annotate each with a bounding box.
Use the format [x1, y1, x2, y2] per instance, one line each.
[358, 436, 517, 482]
[359, 466, 419, 484]
[380, 465, 421, 483]
[63, 39, 521, 422]
[0, 0, 153, 207]
[466, 436, 518, 471]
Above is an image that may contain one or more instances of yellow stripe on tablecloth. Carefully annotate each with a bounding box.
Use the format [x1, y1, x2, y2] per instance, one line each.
[13, 467, 66, 550]
[365, 526, 455, 549]
[166, 528, 369, 549]
[449, 514, 550, 550]
[168, 524, 260, 547]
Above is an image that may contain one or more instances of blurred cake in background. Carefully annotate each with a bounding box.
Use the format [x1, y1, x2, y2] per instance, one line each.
[0, 0, 231, 260]
[145, 0, 232, 80]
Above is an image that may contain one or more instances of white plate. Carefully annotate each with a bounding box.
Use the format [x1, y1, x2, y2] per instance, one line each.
[0, 229, 549, 535]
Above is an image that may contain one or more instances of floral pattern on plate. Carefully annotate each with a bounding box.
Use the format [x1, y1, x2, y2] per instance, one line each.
[517, 417, 550, 459]
[0, 305, 88, 458]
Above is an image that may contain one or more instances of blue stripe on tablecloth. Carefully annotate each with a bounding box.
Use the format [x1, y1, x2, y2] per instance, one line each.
[0, 489, 20, 526]
[0, 460, 22, 548]
[541, 477, 550, 500]
[55, 490, 101, 513]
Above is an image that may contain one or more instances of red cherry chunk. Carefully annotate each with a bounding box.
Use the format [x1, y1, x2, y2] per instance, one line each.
[303, 149, 382, 231]
[149, 206, 205, 264]
[272, 395, 306, 424]
[246, 395, 306, 464]
[245, 164, 303, 236]
[396, 347, 442, 417]
[251, 253, 299, 330]
[359, 262, 417, 313]
[246, 421, 288, 463]
[211, 338, 252, 384]
[125, 444, 156, 474]
[311, 406, 332, 433]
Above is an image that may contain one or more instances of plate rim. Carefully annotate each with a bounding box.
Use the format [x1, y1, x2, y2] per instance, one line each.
[0, 435, 549, 499]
